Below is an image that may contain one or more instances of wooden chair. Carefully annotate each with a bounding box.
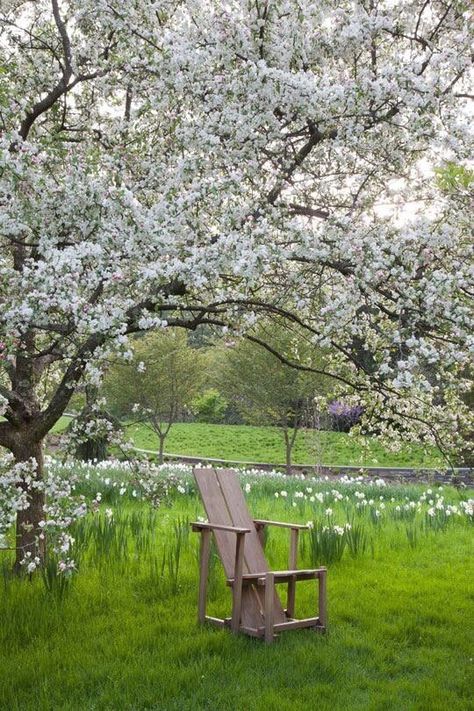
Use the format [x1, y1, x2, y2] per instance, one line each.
[191, 467, 327, 643]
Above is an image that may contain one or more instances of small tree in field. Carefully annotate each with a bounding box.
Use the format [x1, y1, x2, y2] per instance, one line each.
[104, 330, 203, 463]
[221, 326, 331, 473]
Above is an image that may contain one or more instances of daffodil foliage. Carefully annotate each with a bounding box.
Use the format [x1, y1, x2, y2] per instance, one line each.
[0, 0, 472, 475]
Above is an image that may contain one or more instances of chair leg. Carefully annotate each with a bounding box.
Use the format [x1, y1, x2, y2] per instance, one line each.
[198, 529, 211, 624]
[265, 572, 275, 644]
[318, 568, 327, 630]
[287, 528, 299, 618]
[231, 532, 245, 633]
[286, 574, 296, 619]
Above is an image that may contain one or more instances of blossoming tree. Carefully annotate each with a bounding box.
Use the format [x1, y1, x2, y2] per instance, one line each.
[0, 0, 472, 569]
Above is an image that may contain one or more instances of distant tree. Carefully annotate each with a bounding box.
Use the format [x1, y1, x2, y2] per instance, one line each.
[220, 325, 331, 474]
[104, 331, 204, 463]
[191, 389, 228, 424]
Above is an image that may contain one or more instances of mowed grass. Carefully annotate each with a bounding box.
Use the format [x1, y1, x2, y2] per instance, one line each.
[53, 417, 443, 468]
[128, 422, 442, 467]
[0, 478, 472, 711]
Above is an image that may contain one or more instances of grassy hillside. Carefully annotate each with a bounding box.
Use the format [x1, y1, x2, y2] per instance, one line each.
[52, 417, 443, 468]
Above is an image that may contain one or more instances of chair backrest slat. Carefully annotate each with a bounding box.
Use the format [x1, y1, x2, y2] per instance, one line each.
[215, 469, 269, 575]
[194, 468, 236, 577]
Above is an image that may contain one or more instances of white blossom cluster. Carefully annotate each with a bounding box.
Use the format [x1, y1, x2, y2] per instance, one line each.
[0, 455, 32, 542]
[0, 455, 89, 575]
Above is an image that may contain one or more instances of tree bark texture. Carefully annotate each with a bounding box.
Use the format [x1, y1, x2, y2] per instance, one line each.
[11, 437, 46, 573]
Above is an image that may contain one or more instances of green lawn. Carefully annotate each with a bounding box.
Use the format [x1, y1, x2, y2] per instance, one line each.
[52, 418, 443, 468]
[0, 469, 472, 711]
[131, 422, 443, 467]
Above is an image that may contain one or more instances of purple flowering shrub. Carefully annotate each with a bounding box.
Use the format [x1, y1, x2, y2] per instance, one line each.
[328, 401, 364, 433]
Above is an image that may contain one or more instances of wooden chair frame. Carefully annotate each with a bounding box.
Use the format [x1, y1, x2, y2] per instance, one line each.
[191, 494, 327, 643]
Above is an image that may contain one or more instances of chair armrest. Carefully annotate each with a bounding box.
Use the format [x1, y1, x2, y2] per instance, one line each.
[191, 522, 251, 534]
[253, 519, 309, 530]
[270, 568, 325, 578]
[226, 568, 326, 586]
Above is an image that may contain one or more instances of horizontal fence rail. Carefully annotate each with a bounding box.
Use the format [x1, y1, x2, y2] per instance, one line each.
[132, 447, 473, 486]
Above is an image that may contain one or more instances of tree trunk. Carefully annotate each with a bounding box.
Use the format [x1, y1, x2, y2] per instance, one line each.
[73, 385, 114, 462]
[283, 430, 293, 476]
[158, 435, 166, 465]
[12, 438, 46, 574]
